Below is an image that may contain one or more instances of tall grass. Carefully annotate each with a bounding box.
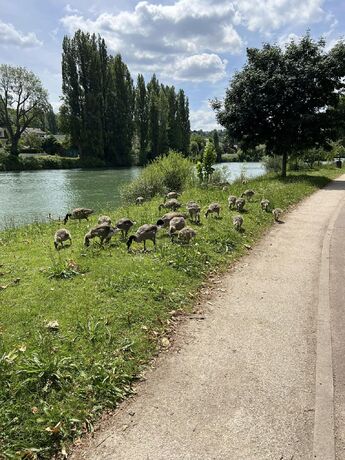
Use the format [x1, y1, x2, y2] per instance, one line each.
[0, 162, 342, 458]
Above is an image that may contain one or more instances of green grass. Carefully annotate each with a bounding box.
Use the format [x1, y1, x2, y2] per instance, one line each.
[0, 166, 342, 458]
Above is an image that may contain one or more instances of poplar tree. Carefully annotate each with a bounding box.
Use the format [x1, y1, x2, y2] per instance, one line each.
[134, 74, 148, 164]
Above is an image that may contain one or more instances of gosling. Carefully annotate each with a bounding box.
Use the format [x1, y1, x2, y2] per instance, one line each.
[84, 223, 119, 247]
[178, 227, 196, 244]
[233, 215, 244, 231]
[235, 198, 246, 212]
[127, 224, 162, 251]
[115, 218, 136, 238]
[260, 199, 270, 212]
[165, 191, 179, 199]
[157, 212, 186, 228]
[54, 229, 72, 250]
[272, 208, 283, 222]
[136, 196, 144, 205]
[63, 208, 94, 224]
[241, 189, 255, 201]
[168, 216, 186, 241]
[158, 199, 182, 212]
[205, 202, 221, 218]
[98, 215, 112, 225]
[186, 201, 201, 223]
[228, 195, 237, 210]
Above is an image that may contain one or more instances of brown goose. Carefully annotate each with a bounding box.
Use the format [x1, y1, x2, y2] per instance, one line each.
[272, 208, 283, 222]
[186, 201, 201, 223]
[98, 215, 112, 225]
[63, 208, 94, 224]
[165, 191, 179, 199]
[241, 189, 255, 201]
[168, 216, 186, 241]
[54, 229, 72, 250]
[178, 227, 196, 244]
[233, 215, 243, 231]
[157, 212, 186, 228]
[235, 198, 246, 212]
[115, 218, 136, 238]
[205, 202, 221, 218]
[84, 223, 119, 247]
[158, 199, 181, 212]
[228, 195, 237, 209]
[260, 199, 270, 211]
[127, 223, 162, 251]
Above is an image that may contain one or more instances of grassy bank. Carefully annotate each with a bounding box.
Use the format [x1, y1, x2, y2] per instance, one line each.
[0, 166, 342, 458]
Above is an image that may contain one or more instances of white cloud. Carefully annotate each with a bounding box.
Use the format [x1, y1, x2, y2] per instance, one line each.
[64, 4, 80, 14]
[0, 20, 42, 48]
[277, 32, 301, 48]
[190, 102, 220, 131]
[171, 54, 227, 83]
[234, 0, 325, 33]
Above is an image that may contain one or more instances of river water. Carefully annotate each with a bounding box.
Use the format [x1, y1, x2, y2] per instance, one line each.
[0, 162, 265, 229]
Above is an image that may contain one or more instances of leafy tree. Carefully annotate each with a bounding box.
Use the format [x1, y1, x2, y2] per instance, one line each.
[190, 140, 199, 157]
[203, 139, 216, 181]
[213, 34, 345, 177]
[0, 65, 49, 156]
[176, 89, 190, 156]
[135, 74, 148, 164]
[42, 135, 64, 155]
[213, 130, 222, 162]
[147, 74, 160, 161]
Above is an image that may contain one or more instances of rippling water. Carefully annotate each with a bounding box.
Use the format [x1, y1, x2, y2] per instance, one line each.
[0, 162, 265, 229]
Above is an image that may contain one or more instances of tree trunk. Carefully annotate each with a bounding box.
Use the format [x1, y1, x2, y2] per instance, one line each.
[281, 152, 288, 178]
[10, 135, 20, 157]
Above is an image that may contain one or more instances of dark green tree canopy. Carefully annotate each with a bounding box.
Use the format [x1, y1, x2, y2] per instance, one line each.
[212, 35, 345, 176]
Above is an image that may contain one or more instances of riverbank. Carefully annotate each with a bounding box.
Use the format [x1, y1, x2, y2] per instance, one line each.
[0, 166, 342, 457]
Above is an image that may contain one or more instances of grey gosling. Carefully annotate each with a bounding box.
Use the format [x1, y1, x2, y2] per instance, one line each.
[165, 191, 179, 199]
[98, 215, 112, 225]
[228, 195, 237, 209]
[260, 199, 270, 211]
[168, 216, 186, 241]
[241, 189, 255, 201]
[158, 199, 182, 212]
[272, 208, 283, 222]
[178, 227, 196, 244]
[186, 201, 201, 223]
[233, 215, 243, 231]
[84, 223, 119, 247]
[127, 223, 163, 251]
[235, 198, 245, 212]
[205, 202, 221, 218]
[115, 218, 136, 238]
[157, 212, 186, 228]
[136, 196, 144, 205]
[54, 229, 72, 249]
[63, 208, 94, 224]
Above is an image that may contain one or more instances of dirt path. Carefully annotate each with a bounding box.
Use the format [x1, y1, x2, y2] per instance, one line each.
[72, 175, 345, 460]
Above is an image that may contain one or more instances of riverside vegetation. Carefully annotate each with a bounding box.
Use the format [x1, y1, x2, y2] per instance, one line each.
[0, 153, 342, 458]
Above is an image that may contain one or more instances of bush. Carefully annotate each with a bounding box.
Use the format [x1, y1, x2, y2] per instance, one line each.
[121, 151, 195, 202]
[0, 155, 80, 171]
[42, 135, 64, 155]
[262, 155, 282, 173]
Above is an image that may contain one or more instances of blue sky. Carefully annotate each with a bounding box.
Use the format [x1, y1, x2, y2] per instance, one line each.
[0, 0, 343, 130]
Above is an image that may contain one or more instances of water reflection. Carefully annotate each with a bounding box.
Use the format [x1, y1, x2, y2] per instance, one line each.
[0, 163, 265, 229]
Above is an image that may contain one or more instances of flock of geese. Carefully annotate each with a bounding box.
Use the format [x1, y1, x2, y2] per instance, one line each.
[53, 190, 283, 252]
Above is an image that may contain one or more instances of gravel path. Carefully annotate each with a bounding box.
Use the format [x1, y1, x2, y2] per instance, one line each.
[72, 175, 345, 460]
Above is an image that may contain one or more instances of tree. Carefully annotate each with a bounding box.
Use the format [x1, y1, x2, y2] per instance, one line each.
[147, 74, 160, 161]
[0, 65, 49, 156]
[212, 34, 345, 177]
[135, 74, 148, 164]
[176, 89, 190, 156]
[213, 130, 222, 162]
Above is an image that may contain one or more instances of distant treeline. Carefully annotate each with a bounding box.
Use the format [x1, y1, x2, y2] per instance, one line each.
[61, 30, 190, 166]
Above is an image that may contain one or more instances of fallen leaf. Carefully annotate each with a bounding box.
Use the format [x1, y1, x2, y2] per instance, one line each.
[161, 337, 170, 347]
[45, 421, 61, 434]
[45, 320, 59, 331]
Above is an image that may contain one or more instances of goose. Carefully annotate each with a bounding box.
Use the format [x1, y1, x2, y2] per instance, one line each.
[233, 215, 244, 231]
[205, 203, 221, 218]
[241, 189, 255, 201]
[168, 216, 186, 241]
[98, 215, 112, 225]
[158, 199, 182, 212]
[157, 212, 186, 228]
[54, 229, 72, 250]
[260, 199, 270, 211]
[186, 201, 201, 223]
[84, 223, 119, 247]
[272, 208, 283, 222]
[127, 224, 162, 251]
[115, 218, 136, 238]
[63, 208, 94, 224]
[235, 198, 245, 212]
[228, 195, 237, 209]
[165, 191, 179, 199]
[178, 227, 196, 244]
[136, 196, 144, 205]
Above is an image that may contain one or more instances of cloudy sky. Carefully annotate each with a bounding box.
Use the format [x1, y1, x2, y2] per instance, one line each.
[0, 0, 343, 130]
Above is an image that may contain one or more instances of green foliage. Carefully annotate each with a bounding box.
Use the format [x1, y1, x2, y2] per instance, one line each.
[262, 155, 282, 173]
[0, 65, 50, 156]
[213, 130, 222, 163]
[42, 135, 64, 155]
[0, 155, 79, 171]
[21, 131, 43, 151]
[197, 139, 216, 183]
[213, 34, 345, 177]
[122, 151, 195, 202]
[0, 166, 341, 457]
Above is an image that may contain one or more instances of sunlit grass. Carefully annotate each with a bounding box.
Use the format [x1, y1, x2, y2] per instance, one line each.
[0, 166, 341, 458]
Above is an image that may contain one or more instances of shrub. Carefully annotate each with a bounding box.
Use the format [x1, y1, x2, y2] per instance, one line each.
[121, 150, 195, 202]
[262, 155, 282, 173]
[42, 135, 64, 155]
